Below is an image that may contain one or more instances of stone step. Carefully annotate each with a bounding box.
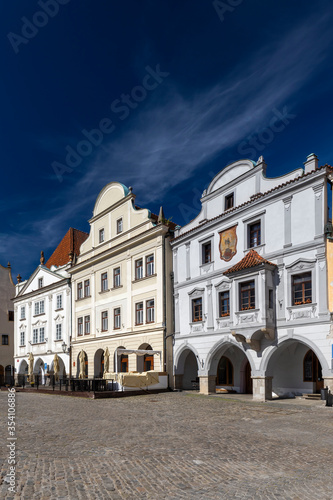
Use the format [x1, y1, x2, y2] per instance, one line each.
[302, 393, 321, 400]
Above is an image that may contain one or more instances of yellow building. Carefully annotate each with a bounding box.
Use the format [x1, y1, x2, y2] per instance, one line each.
[69, 182, 175, 390]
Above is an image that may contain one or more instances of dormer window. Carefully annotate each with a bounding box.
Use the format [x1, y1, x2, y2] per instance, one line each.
[225, 193, 234, 210]
[117, 218, 123, 234]
[38, 278, 43, 289]
[99, 228, 105, 243]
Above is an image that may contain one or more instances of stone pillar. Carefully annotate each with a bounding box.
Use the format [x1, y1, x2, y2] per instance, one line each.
[186, 242, 191, 281]
[199, 375, 216, 395]
[174, 374, 183, 390]
[252, 376, 273, 401]
[283, 196, 292, 248]
[206, 282, 214, 330]
[313, 184, 323, 239]
[324, 377, 333, 393]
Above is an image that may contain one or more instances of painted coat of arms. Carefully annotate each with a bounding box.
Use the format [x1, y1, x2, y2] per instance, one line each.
[219, 226, 237, 261]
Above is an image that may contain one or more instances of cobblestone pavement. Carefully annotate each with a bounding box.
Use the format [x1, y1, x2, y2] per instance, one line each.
[1, 391, 333, 499]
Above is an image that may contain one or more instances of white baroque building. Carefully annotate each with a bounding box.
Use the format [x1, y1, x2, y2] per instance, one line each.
[13, 228, 88, 383]
[171, 154, 333, 400]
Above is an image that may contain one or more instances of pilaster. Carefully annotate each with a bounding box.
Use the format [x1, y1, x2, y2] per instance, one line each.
[252, 376, 273, 401]
[199, 375, 216, 395]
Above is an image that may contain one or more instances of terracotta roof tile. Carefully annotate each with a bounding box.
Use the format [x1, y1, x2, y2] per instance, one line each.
[223, 249, 277, 275]
[46, 228, 89, 268]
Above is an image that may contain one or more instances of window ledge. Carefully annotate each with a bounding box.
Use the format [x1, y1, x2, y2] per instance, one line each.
[31, 342, 46, 345]
[76, 296, 91, 301]
[54, 339, 63, 342]
[132, 274, 157, 284]
[111, 285, 123, 291]
[33, 313, 45, 317]
[19, 344, 26, 347]
[235, 308, 259, 314]
[243, 244, 265, 253]
[200, 261, 214, 268]
[20, 318, 26, 321]
[99, 289, 110, 294]
[54, 308, 64, 312]
[287, 303, 316, 309]
[189, 321, 204, 325]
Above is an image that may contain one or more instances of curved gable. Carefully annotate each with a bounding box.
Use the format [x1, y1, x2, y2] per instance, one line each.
[207, 159, 255, 194]
[93, 182, 129, 217]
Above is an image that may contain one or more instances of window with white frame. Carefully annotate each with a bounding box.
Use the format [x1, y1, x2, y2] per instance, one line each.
[202, 242, 211, 264]
[20, 331, 25, 346]
[99, 228, 105, 243]
[39, 327, 45, 343]
[113, 267, 121, 288]
[101, 272, 108, 292]
[292, 273, 312, 305]
[20, 306, 26, 320]
[84, 279, 90, 297]
[135, 259, 143, 280]
[146, 299, 155, 323]
[101, 311, 108, 331]
[248, 221, 261, 248]
[33, 328, 38, 344]
[38, 277, 43, 288]
[56, 294, 62, 310]
[77, 282, 83, 299]
[135, 302, 143, 325]
[34, 300, 45, 315]
[146, 255, 154, 276]
[56, 324, 62, 340]
[117, 218, 123, 234]
[84, 315, 90, 334]
[77, 317, 83, 336]
[114, 308, 121, 329]
[192, 298, 202, 322]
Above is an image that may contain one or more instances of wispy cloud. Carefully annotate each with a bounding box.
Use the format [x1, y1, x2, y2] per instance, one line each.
[74, 14, 333, 204]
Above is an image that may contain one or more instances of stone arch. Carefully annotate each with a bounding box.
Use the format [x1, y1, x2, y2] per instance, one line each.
[33, 357, 46, 384]
[261, 335, 328, 397]
[174, 344, 200, 390]
[94, 349, 105, 378]
[137, 343, 154, 372]
[260, 335, 330, 376]
[115, 346, 127, 373]
[50, 355, 66, 380]
[206, 338, 255, 377]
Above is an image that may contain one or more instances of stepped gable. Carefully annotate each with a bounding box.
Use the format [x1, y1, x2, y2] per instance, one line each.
[46, 228, 88, 268]
[223, 249, 276, 275]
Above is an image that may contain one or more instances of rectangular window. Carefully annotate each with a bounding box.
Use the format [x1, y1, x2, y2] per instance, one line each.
[56, 324, 62, 340]
[135, 259, 143, 280]
[225, 193, 234, 210]
[39, 327, 45, 343]
[113, 267, 121, 288]
[114, 308, 121, 329]
[292, 273, 312, 305]
[219, 291, 230, 317]
[77, 282, 83, 299]
[20, 306, 26, 320]
[269, 289, 273, 309]
[192, 298, 202, 322]
[101, 272, 108, 291]
[38, 277, 43, 289]
[146, 255, 154, 276]
[2, 334, 8, 345]
[77, 317, 83, 336]
[56, 294, 62, 309]
[33, 329, 38, 344]
[99, 228, 105, 243]
[117, 218, 123, 234]
[135, 302, 143, 325]
[240, 281, 255, 310]
[8, 310, 14, 321]
[101, 311, 108, 331]
[146, 299, 155, 323]
[84, 315, 90, 335]
[20, 331, 25, 346]
[84, 279, 90, 297]
[249, 222, 261, 248]
[202, 242, 211, 264]
[34, 301, 44, 315]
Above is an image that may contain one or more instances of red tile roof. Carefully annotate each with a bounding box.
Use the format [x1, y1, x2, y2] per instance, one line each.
[223, 249, 277, 275]
[46, 228, 89, 269]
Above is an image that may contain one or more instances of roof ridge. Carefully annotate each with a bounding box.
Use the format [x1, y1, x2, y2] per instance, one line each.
[224, 248, 277, 275]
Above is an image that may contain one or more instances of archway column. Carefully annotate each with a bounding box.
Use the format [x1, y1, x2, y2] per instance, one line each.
[199, 375, 216, 395]
[174, 374, 183, 389]
[324, 377, 333, 393]
[252, 376, 273, 401]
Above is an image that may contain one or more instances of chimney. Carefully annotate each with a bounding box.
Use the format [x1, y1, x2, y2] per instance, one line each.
[304, 153, 318, 174]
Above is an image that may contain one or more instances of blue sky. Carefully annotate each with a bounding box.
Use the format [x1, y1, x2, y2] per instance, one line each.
[1, 0, 333, 280]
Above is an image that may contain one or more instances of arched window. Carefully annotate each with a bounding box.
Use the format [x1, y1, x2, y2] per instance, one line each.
[217, 356, 233, 386]
[303, 350, 322, 382]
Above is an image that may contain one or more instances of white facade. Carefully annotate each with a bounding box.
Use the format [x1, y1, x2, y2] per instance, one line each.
[172, 154, 333, 400]
[13, 263, 71, 382]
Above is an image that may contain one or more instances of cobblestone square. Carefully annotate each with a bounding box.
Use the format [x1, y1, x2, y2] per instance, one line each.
[1, 391, 333, 499]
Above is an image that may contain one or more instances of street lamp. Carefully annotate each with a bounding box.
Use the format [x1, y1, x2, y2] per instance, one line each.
[61, 341, 67, 353]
